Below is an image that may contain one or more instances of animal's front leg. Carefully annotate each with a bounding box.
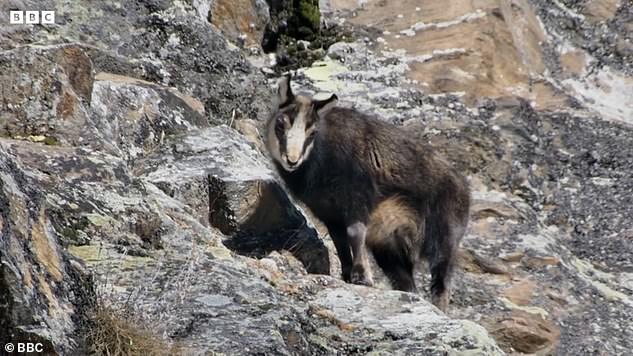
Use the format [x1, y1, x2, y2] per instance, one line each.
[327, 225, 354, 282]
[347, 222, 374, 286]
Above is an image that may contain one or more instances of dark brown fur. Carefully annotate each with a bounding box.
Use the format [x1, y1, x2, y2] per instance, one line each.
[266, 76, 470, 311]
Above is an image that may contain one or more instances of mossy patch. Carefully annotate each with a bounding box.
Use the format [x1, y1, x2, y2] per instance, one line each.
[264, 0, 355, 71]
[297, 0, 320, 33]
[303, 58, 367, 93]
[274, 26, 354, 72]
[43, 136, 59, 146]
[86, 213, 111, 227]
[68, 245, 107, 264]
[28, 135, 47, 142]
[69, 244, 155, 271]
[8, 135, 60, 145]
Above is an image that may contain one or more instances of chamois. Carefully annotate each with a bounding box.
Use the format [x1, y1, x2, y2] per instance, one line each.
[265, 75, 470, 311]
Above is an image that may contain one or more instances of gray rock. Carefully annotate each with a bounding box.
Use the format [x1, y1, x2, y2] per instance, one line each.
[90, 72, 209, 161]
[2, 0, 272, 126]
[314, 287, 504, 355]
[0, 44, 94, 146]
[137, 126, 330, 274]
[0, 145, 93, 355]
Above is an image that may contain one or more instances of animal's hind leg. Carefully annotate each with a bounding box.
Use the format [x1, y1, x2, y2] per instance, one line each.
[429, 258, 454, 312]
[347, 222, 374, 286]
[372, 245, 416, 292]
[369, 224, 417, 292]
[428, 221, 464, 312]
[366, 197, 419, 292]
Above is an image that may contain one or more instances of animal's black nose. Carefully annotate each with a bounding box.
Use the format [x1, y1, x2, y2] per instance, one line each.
[287, 158, 299, 167]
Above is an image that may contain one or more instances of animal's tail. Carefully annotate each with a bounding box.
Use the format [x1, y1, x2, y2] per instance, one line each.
[365, 196, 422, 291]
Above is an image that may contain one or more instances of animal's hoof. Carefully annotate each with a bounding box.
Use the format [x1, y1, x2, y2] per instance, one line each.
[432, 293, 450, 312]
[341, 270, 352, 283]
[350, 265, 374, 287]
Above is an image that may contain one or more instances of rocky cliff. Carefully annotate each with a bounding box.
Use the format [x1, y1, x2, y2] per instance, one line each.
[0, 0, 631, 355]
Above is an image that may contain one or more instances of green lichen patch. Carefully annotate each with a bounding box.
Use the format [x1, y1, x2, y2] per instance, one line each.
[274, 25, 354, 72]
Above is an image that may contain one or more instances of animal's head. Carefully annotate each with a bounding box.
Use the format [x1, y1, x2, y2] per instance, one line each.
[266, 75, 338, 172]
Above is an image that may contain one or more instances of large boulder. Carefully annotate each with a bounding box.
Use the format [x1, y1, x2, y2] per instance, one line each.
[0, 146, 94, 355]
[0, 44, 94, 146]
[89, 72, 209, 160]
[136, 126, 331, 274]
[312, 287, 503, 354]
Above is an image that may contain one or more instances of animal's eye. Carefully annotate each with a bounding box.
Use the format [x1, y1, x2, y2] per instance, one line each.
[275, 115, 286, 134]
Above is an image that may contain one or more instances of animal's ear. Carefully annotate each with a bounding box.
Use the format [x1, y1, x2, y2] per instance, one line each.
[277, 74, 294, 107]
[314, 94, 338, 118]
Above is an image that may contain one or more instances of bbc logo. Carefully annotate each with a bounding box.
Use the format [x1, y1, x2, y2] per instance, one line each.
[9, 11, 55, 24]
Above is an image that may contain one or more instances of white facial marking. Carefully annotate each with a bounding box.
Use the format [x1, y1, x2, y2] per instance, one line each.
[286, 114, 307, 164]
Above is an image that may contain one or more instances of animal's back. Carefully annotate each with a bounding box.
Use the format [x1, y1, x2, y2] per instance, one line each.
[321, 107, 465, 208]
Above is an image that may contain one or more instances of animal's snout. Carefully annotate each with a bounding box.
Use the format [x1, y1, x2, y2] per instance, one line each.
[286, 156, 300, 167]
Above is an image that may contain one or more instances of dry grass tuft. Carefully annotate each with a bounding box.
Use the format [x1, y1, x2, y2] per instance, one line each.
[86, 302, 181, 356]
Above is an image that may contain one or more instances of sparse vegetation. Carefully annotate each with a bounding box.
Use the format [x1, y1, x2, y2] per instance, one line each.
[272, 26, 354, 72]
[263, 0, 355, 71]
[82, 255, 181, 356]
[297, 0, 320, 35]
[86, 301, 179, 356]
